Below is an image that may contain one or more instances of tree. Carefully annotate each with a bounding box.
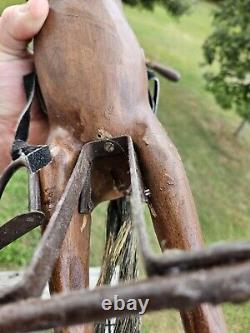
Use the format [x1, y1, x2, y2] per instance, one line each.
[123, 0, 190, 16]
[203, 0, 250, 136]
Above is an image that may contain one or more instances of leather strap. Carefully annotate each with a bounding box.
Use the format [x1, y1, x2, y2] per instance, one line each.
[11, 72, 51, 173]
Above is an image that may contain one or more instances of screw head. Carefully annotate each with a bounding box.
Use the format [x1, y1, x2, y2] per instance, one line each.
[104, 141, 115, 153]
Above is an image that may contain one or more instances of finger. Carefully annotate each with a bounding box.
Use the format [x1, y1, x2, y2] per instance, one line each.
[0, 0, 49, 58]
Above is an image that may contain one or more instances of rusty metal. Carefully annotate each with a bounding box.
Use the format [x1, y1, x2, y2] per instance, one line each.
[29, 172, 41, 211]
[79, 136, 144, 214]
[0, 212, 45, 251]
[128, 136, 154, 269]
[146, 60, 181, 82]
[0, 158, 27, 199]
[1, 259, 250, 333]
[0, 158, 44, 250]
[0, 157, 43, 211]
[128, 140, 250, 276]
[147, 69, 160, 113]
[0, 144, 91, 304]
[1, 136, 250, 332]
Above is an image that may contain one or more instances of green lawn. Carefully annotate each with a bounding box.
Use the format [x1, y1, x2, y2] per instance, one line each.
[1, 1, 250, 332]
[0, 0, 23, 12]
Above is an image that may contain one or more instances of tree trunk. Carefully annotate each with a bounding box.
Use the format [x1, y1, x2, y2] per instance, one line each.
[233, 119, 248, 138]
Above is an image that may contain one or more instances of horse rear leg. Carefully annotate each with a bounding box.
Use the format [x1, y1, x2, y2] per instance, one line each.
[133, 111, 227, 333]
[51, 213, 92, 333]
[39, 134, 93, 333]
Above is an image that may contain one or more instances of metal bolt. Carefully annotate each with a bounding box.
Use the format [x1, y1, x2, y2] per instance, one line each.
[104, 141, 115, 153]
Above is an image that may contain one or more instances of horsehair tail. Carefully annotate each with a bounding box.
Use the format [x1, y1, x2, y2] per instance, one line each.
[95, 197, 140, 333]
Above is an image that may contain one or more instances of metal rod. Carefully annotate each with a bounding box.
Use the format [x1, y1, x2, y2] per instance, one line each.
[149, 241, 250, 275]
[0, 158, 27, 199]
[0, 145, 91, 304]
[0, 212, 45, 250]
[128, 137, 154, 270]
[146, 61, 181, 82]
[1, 260, 250, 333]
[29, 172, 41, 211]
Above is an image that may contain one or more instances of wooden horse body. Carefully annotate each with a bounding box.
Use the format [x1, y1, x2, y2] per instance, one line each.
[34, 0, 227, 332]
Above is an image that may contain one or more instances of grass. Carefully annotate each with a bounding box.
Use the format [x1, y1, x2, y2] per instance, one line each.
[1, 1, 250, 332]
[0, 0, 23, 12]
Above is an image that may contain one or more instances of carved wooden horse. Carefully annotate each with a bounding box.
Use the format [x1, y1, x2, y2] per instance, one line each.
[34, 0, 228, 332]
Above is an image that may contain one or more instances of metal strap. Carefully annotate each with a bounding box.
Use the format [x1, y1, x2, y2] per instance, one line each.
[0, 212, 45, 251]
[147, 69, 160, 114]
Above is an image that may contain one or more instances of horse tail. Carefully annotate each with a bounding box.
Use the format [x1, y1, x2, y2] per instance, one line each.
[96, 197, 140, 333]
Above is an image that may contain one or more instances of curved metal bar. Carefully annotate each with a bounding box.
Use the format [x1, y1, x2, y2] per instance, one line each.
[0, 145, 91, 304]
[147, 61, 181, 82]
[0, 212, 45, 251]
[0, 159, 27, 199]
[0, 157, 41, 210]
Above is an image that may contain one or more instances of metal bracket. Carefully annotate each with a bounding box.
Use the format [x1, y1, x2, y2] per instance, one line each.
[1, 136, 250, 332]
[79, 136, 147, 214]
[12, 141, 51, 174]
[0, 157, 45, 250]
[147, 69, 160, 114]
[0, 212, 45, 251]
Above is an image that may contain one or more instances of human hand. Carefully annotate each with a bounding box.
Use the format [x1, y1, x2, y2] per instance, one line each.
[0, 0, 49, 171]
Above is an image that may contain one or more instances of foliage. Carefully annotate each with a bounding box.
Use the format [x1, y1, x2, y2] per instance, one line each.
[0, 0, 24, 13]
[203, 0, 250, 121]
[122, 0, 190, 16]
[205, 0, 223, 3]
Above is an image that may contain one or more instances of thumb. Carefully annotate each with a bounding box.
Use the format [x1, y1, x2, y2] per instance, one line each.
[0, 0, 49, 59]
